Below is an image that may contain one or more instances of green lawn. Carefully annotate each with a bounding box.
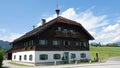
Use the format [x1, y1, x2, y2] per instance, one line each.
[90, 46, 120, 61]
[9, 62, 30, 66]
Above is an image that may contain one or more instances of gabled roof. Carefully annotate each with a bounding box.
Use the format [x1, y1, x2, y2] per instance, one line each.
[12, 16, 94, 43]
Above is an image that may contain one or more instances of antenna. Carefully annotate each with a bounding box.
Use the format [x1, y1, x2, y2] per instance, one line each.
[55, 4, 60, 16]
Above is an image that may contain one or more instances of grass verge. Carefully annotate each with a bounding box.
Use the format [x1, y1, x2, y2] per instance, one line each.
[9, 62, 30, 66]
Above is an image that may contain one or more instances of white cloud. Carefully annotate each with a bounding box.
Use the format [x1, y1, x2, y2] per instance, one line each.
[116, 20, 120, 23]
[99, 22, 120, 44]
[37, 7, 120, 44]
[38, 8, 109, 30]
[37, 14, 56, 27]
[61, 8, 109, 31]
[103, 24, 119, 32]
[115, 17, 120, 24]
[1, 7, 119, 44]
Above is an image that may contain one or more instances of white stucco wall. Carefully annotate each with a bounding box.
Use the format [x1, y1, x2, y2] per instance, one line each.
[12, 51, 35, 63]
[35, 51, 90, 63]
[12, 51, 90, 63]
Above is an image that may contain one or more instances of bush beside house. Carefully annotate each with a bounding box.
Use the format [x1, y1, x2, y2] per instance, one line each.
[0, 47, 4, 68]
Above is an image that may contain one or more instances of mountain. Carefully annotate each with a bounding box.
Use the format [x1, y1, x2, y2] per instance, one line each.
[117, 42, 120, 46]
[0, 40, 11, 52]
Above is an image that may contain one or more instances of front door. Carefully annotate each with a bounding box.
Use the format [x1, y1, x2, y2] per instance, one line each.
[64, 52, 69, 63]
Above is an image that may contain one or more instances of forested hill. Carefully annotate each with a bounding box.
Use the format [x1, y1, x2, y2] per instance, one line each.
[0, 40, 11, 52]
[117, 42, 120, 46]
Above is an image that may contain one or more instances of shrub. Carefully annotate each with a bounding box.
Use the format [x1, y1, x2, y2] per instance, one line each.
[0, 48, 4, 68]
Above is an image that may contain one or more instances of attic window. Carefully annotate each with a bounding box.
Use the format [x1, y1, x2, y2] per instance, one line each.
[70, 30, 73, 32]
[64, 41, 70, 46]
[63, 29, 67, 33]
[58, 27, 61, 31]
[52, 40, 60, 45]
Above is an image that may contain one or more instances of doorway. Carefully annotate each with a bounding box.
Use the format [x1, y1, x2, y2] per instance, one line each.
[7, 53, 12, 60]
[63, 52, 69, 63]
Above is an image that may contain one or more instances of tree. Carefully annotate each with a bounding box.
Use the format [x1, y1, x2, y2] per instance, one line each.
[106, 43, 119, 47]
[0, 47, 3, 68]
[90, 42, 102, 47]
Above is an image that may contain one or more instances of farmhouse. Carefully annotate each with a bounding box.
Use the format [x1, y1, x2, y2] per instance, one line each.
[6, 8, 94, 64]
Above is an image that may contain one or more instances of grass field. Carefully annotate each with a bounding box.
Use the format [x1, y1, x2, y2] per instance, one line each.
[90, 46, 120, 61]
[9, 62, 30, 66]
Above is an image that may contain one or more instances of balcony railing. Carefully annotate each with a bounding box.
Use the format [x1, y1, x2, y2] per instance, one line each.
[54, 30, 80, 38]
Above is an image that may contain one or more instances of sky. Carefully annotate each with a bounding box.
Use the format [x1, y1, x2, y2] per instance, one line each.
[0, 0, 120, 44]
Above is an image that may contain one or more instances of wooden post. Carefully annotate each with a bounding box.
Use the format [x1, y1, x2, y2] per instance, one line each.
[75, 60, 77, 64]
[96, 53, 99, 62]
[89, 59, 91, 64]
[54, 61, 56, 65]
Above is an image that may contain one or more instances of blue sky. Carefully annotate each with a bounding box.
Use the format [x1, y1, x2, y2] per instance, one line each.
[0, 0, 120, 44]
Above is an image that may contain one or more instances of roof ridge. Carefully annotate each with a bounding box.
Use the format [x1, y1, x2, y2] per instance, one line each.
[12, 16, 94, 43]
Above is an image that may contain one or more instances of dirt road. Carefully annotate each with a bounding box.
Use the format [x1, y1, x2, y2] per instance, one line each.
[2, 57, 120, 68]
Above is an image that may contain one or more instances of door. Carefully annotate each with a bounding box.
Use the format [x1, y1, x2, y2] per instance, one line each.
[63, 52, 69, 63]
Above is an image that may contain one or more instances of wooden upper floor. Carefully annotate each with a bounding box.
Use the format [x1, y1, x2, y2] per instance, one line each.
[10, 16, 94, 52]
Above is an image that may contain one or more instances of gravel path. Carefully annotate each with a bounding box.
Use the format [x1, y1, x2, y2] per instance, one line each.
[2, 57, 120, 68]
[106, 56, 120, 61]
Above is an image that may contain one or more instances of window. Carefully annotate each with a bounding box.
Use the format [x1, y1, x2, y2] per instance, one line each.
[54, 54, 61, 59]
[63, 29, 67, 33]
[24, 43, 26, 47]
[52, 40, 59, 45]
[29, 55, 32, 61]
[71, 53, 76, 59]
[80, 42, 84, 46]
[58, 27, 62, 31]
[19, 55, 22, 61]
[84, 42, 86, 47]
[29, 41, 31, 46]
[70, 30, 73, 32]
[24, 42, 28, 47]
[79, 42, 82, 46]
[31, 40, 33, 45]
[75, 42, 79, 46]
[14, 55, 16, 59]
[81, 53, 86, 58]
[39, 40, 47, 45]
[64, 41, 70, 46]
[39, 54, 48, 60]
[24, 55, 27, 60]
[29, 40, 34, 46]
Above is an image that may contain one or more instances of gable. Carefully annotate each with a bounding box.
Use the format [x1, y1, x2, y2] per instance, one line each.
[12, 16, 94, 43]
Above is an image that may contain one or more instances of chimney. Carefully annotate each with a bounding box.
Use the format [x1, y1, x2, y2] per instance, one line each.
[42, 19, 46, 25]
[32, 25, 35, 29]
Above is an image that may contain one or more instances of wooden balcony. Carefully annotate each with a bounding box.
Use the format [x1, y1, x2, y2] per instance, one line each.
[54, 30, 80, 38]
